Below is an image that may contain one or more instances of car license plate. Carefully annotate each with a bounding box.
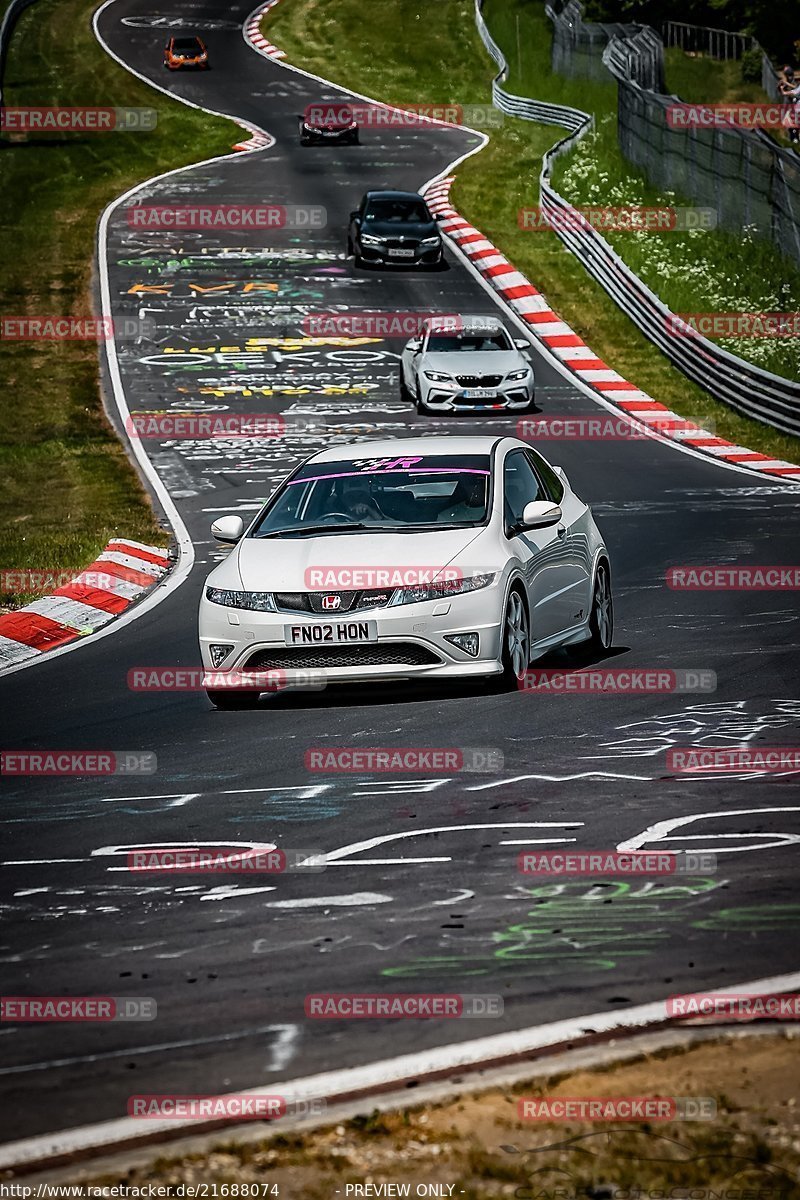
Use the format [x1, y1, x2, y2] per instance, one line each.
[463, 388, 496, 399]
[284, 620, 378, 646]
[388, 248, 415, 257]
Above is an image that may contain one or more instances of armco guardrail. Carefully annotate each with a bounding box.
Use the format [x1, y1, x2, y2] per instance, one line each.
[0, 0, 38, 109]
[472, 0, 800, 436]
[476, 0, 589, 135]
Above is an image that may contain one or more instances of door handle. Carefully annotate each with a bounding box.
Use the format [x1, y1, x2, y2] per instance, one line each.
[556, 524, 567, 538]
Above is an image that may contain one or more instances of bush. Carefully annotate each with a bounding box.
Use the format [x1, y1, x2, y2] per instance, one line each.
[740, 46, 764, 83]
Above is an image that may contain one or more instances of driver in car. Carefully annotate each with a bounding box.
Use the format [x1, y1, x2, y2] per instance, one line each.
[436, 476, 486, 523]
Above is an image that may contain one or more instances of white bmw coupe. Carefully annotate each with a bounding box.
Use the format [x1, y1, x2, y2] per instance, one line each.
[400, 315, 534, 414]
[198, 436, 613, 707]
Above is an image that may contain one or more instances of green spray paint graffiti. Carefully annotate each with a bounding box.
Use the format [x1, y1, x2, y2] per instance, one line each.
[381, 880, 800, 979]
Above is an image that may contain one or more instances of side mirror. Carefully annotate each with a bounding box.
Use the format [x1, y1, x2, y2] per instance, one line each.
[349, 210, 359, 222]
[211, 515, 244, 544]
[520, 501, 562, 530]
[406, 337, 422, 352]
[514, 338, 530, 350]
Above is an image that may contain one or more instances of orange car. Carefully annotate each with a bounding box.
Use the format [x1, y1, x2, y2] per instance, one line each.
[163, 36, 209, 70]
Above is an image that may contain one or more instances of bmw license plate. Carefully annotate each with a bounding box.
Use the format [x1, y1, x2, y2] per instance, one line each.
[387, 248, 415, 257]
[284, 620, 378, 646]
[463, 388, 496, 399]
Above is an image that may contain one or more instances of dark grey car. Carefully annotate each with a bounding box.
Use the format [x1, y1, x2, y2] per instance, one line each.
[347, 190, 443, 267]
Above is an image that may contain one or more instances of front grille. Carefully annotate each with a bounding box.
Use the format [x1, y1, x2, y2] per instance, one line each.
[275, 589, 393, 614]
[456, 374, 502, 387]
[384, 238, 420, 249]
[245, 644, 441, 670]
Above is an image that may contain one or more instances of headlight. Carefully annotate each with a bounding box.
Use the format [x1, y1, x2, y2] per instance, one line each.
[389, 573, 495, 606]
[423, 370, 452, 382]
[206, 587, 276, 612]
[420, 235, 441, 246]
[360, 233, 384, 246]
[506, 368, 530, 381]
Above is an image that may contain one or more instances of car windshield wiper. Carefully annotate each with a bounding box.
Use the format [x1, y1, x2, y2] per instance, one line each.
[256, 522, 375, 539]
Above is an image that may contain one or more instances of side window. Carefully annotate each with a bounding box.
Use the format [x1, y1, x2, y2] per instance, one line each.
[503, 450, 545, 532]
[526, 448, 564, 504]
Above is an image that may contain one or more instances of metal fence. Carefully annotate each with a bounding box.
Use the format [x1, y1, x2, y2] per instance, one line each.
[470, 0, 800, 436]
[549, 1, 800, 268]
[662, 20, 783, 102]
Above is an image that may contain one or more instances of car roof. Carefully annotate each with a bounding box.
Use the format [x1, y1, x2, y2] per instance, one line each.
[310, 436, 520, 463]
[363, 190, 426, 202]
[423, 314, 506, 334]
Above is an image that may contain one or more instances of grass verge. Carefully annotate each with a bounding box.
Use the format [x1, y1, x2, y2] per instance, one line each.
[0, 0, 237, 608]
[77, 1034, 800, 1196]
[262, 0, 800, 464]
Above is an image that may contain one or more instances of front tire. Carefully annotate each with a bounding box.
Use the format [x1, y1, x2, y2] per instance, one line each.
[206, 690, 260, 710]
[587, 560, 614, 652]
[501, 588, 530, 688]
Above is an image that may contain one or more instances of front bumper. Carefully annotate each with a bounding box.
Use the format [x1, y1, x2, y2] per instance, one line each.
[357, 241, 443, 266]
[301, 125, 358, 143]
[166, 58, 208, 69]
[421, 380, 534, 412]
[199, 588, 505, 686]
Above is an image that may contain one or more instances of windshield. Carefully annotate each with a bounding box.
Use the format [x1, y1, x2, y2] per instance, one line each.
[173, 38, 202, 51]
[251, 454, 491, 537]
[426, 332, 511, 352]
[364, 199, 429, 223]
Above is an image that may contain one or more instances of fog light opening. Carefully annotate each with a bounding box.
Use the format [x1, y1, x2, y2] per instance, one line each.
[210, 644, 234, 667]
[445, 632, 480, 657]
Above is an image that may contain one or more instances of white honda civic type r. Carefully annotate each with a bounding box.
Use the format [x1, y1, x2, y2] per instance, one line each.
[198, 436, 613, 708]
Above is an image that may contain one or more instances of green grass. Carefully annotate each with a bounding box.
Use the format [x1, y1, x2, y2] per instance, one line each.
[264, 0, 800, 464]
[0, 0, 238, 607]
[664, 47, 770, 105]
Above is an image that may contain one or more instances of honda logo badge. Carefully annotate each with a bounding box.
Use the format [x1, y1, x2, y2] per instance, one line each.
[321, 594, 341, 611]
